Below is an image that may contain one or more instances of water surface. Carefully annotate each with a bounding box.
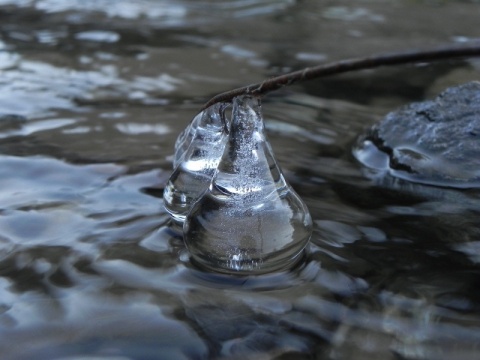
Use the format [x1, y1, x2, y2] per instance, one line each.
[1, 1, 480, 359]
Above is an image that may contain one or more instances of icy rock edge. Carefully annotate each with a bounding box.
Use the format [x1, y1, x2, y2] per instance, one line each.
[353, 81, 480, 188]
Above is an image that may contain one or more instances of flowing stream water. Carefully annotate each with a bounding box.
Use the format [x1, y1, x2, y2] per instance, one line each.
[1, 1, 480, 359]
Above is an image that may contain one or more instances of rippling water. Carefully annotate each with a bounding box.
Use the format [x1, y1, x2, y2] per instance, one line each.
[1, 1, 480, 359]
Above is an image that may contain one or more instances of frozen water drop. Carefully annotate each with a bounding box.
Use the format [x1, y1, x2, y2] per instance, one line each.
[184, 96, 313, 275]
[163, 102, 229, 225]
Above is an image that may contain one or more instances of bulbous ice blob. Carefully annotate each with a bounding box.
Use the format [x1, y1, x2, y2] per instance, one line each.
[353, 81, 480, 188]
[163, 102, 229, 225]
[184, 96, 313, 275]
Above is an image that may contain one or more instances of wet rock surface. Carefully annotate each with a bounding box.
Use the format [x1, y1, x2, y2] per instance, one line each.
[354, 81, 480, 188]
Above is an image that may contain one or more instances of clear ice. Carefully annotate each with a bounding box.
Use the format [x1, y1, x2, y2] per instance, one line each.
[183, 96, 313, 275]
[163, 102, 229, 225]
[173, 110, 203, 169]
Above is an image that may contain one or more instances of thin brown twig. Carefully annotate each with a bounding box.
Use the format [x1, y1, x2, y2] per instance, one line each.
[202, 42, 480, 110]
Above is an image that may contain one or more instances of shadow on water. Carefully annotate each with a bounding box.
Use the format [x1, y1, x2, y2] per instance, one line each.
[1, 0, 480, 359]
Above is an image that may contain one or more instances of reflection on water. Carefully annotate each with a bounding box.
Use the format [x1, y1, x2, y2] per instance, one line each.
[1, 0, 480, 359]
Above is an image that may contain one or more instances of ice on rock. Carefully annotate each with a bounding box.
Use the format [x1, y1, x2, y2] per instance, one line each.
[184, 96, 313, 275]
[353, 82, 480, 188]
[163, 102, 229, 225]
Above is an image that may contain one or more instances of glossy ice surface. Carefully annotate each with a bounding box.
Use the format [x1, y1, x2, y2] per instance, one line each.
[173, 110, 203, 168]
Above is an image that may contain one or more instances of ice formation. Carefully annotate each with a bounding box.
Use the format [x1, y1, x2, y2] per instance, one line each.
[181, 96, 312, 275]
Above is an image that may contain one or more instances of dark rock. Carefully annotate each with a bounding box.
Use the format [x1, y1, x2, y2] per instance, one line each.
[354, 81, 480, 188]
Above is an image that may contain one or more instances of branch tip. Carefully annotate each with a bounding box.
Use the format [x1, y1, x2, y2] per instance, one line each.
[201, 42, 480, 111]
